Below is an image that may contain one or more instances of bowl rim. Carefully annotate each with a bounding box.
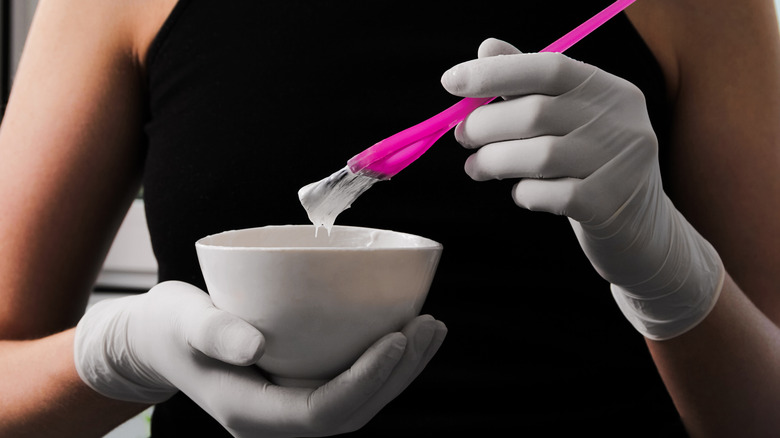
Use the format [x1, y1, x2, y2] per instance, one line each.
[195, 224, 443, 252]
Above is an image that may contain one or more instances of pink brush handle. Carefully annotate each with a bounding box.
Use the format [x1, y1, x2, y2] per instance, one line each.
[347, 96, 494, 176]
[348, 0, 637, 178]
[542, 0, 636, 53]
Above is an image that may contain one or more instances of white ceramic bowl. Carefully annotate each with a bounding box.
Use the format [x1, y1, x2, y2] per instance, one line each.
[195, 225, 442, 387]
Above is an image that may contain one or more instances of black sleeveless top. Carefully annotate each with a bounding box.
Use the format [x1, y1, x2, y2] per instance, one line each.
[143, 1, 683, 436]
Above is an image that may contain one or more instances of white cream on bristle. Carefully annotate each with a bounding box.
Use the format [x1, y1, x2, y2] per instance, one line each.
[298, 166, 381, 236]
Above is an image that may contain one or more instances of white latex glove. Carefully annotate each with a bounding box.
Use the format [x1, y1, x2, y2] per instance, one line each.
[75, 281, 446, 437]
[441, 38, 724, 340]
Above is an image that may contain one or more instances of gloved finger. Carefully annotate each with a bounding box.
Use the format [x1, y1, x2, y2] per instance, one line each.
[298, 332, 409, 434]
[511, 144, 658, 225]
[337, 315, 447, 433]
[454, 37, 523, 154]
[464, 132, 614, 182]
[454, 68, 618, 150]
[477, 37, 523, 58]
[400, 315, 447, 381]
[441, 52, 597, 99]
[157, 281, 265, 367]
[512, 177, 595, 222]
[454, 96, 572, 149]
[464, 137, 554, 181]
[186, 307, 266, 366]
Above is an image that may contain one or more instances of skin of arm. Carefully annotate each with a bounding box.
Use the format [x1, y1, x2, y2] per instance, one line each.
[627, 0, 780, 435]
[0, 0, 176, 436]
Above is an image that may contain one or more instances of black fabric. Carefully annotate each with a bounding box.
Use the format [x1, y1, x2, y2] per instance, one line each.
[142, 1, 683, 436]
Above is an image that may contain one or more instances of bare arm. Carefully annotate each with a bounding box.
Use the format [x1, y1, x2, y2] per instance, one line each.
[647, 275, 780, 436]
[0, 330, 149, 437]
[0, 0, 174, 435]
[627, 0, 780, 435]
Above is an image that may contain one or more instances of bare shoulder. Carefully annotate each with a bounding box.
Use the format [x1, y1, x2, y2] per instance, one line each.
[29, 0, 178, 68]
[123, 0, 181, 69]
[625, 0, 779, 99]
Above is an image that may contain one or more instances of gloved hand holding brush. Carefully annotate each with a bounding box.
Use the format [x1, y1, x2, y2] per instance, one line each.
[442, 38, 724, 340]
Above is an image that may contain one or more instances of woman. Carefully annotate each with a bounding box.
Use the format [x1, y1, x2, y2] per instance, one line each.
[1, 0, 778, 436]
